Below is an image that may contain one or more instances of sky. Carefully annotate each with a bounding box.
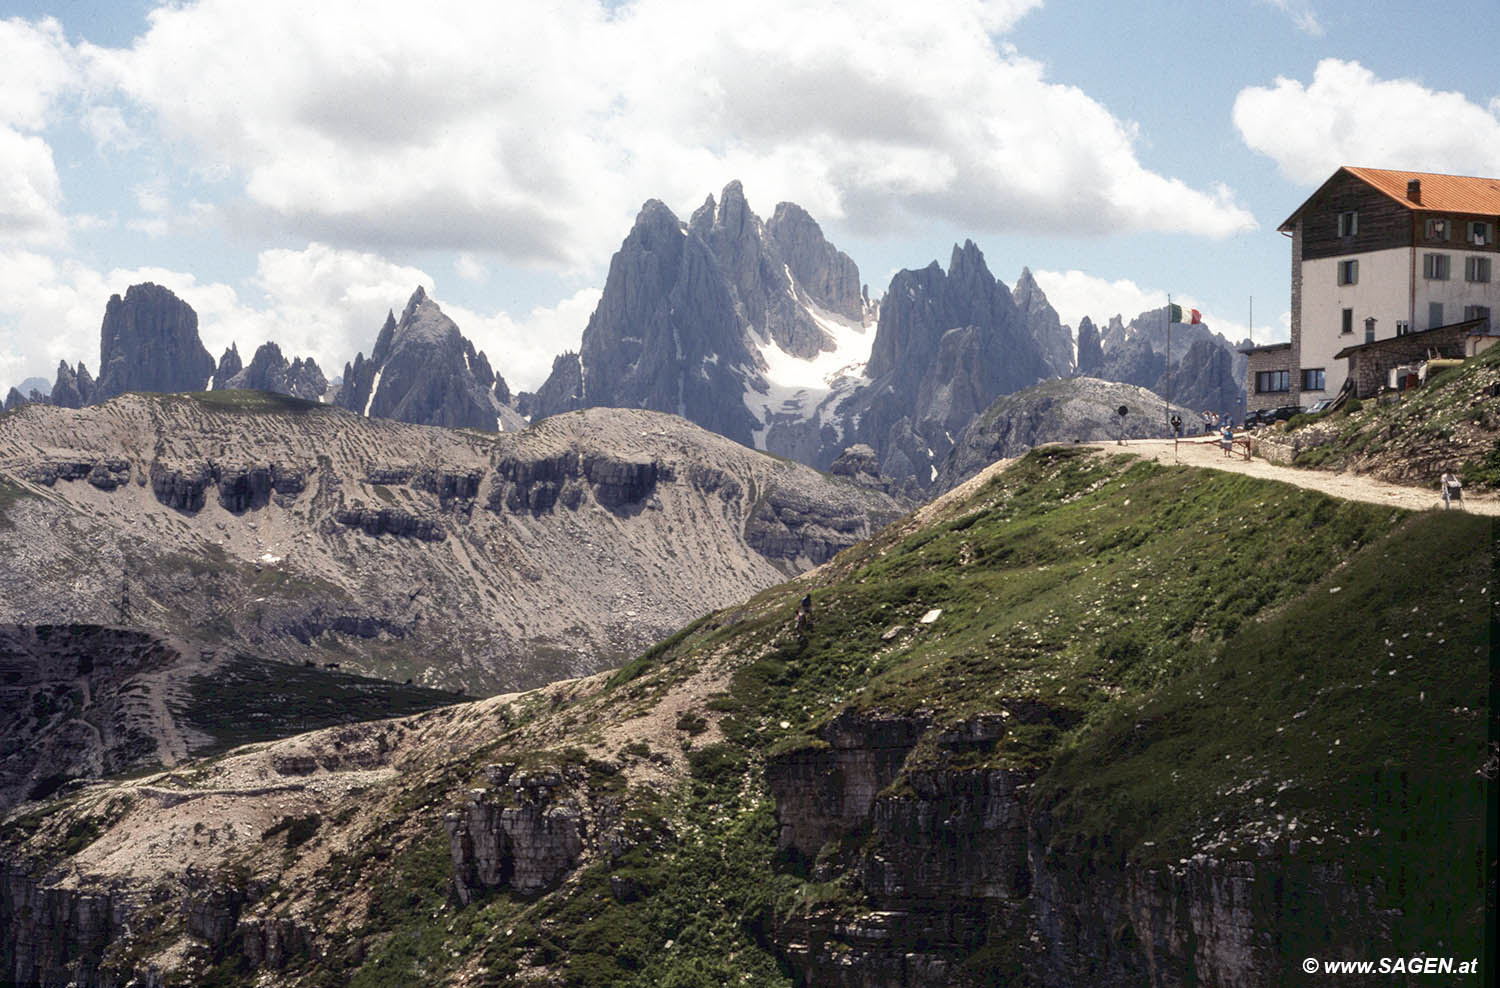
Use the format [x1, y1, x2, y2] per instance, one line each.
[3, 0, 1499, 394]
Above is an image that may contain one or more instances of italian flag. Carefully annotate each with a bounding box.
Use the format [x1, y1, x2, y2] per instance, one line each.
[1169, 303, 1201, 325]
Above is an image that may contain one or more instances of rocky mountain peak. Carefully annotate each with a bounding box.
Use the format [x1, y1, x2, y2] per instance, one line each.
[335, 289, 516, 432]
[49, 361, 93, 409]
[393, 287, 461, 347]
[1011, 267, 1074, 378]
[92, 282, 214, 403]
[1076, 316, 1105, 376]
[214, 344, 243, 387]
[765, 201, 863, 321]
[220, 341, 328, 401]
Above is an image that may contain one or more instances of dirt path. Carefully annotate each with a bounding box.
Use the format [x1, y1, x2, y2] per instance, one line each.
[1091, 438, 1499, 516]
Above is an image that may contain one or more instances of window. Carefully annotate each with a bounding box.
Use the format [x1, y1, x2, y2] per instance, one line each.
[1429, 302, 1444, 328]
[1464, 305, 1491, 329]
[1337, 259, 1358, 285]
[1256, 370, 1290, 394]
[1396, 320, 1410, 336]
[1469, 221, 1490, 245]
[1425, 217, 1449, 241]
[1338, 211, 1358, 237]
[1341, 308, 1353, 334]
[1301, 368, 1325, 391]
[1466, 256, 1491, 282]
[1423, 253, 1450, 279]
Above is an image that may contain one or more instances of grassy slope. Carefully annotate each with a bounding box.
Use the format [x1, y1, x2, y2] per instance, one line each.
[4, 448, 1489, 986]
[331, 448, 1489, 987]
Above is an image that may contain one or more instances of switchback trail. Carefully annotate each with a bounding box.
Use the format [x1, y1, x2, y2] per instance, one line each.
[1087, 437, 1500, 517]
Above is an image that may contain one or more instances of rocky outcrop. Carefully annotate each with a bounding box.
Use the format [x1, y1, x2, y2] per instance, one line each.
[1099, 334, 1168, 390]
[762, 708, 1414, 988]
[2, 389, 27, 412]
[1076, 316, 1105, 377]
[525, 351, 585, 418]
[765, 711, 928, 861]
[213, 344, 243, 388]
[743, 487, 884, 564]
[1013, 267, 1074, 379]
[92, 283, 214, 402]
[446, 763, 586, 901]
[220, 342, 328, 401]
[766, 201, 864, 321]
[336, 288, 515, 431]
[936, 377, 1199, 491]
[333, 504, 446, 541]
[1155, 336, 1242, 417]
[0, 860, 127, 988]
[49, 362, 94, 409]
[535, 197, 761, 445]
[845, 241, 1053, 485]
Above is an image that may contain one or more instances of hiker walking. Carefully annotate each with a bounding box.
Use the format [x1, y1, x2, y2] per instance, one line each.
[1441, 471, 1463, 509]
[794, 593, 814, 637]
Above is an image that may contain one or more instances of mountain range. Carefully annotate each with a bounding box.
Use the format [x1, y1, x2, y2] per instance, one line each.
[4, 182, 1247, 495]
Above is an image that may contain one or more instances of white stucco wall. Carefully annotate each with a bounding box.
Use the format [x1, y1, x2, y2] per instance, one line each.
[1414, 249, 1499, 328]
[1301, 247, 1498, 398]
[1301, 249, 1411, 398]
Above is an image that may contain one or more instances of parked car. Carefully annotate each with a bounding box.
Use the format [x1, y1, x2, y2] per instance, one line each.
[1305, 397, 1334, 414]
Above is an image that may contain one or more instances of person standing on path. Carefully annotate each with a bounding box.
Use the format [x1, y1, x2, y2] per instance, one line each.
[1220, 421, 1234, 457]
[1441, 471, 1463, 509]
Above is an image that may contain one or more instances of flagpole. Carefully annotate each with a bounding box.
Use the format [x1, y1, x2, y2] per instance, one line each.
[1165, 294, 1172, 426]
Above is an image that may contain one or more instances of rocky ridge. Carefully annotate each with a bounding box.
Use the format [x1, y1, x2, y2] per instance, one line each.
[215, 342, 329, 402]
[0, 396, 902, 694]
[337, 288, 521, 433]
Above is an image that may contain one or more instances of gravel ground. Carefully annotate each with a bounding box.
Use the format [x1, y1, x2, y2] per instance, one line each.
[1099, 437, 1499, 516]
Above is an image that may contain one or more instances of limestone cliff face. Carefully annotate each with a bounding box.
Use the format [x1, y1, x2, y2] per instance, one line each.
[219, 342, 328, 401]
[446, 762, 587, 901]
[1076, 316, 1105, 377]
[536, 196, 763, 445]
[760, 711, 1414, 988]
[92, 283, 214, 402]
[846, 241, 1053, 485]
[336, 288, 515, 432]
[1013, 267, 1074, 380]
[0, 399, 902, 694]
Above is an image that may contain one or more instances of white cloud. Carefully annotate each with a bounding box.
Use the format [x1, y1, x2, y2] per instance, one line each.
[446, 287, 600, 392]
[454, 253, 487, 283]
[86, 0, 1251, 270]
[0, 128, 65, 244]
[0, 18, 78, 246]
[1260, 0, 1323, 38]
[0, 18, 75, 131]
[241, 243, 432, 373]
[81, 105, 138, 151]
[1235, 60, 1500, 184]
[1031, 269, 1167, 329]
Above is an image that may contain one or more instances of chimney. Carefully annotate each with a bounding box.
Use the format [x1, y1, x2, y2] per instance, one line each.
[1407, 179, 1421, 203]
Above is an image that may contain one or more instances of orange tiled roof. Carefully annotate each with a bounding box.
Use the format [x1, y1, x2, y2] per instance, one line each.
[1344, 166, 1500, 214]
